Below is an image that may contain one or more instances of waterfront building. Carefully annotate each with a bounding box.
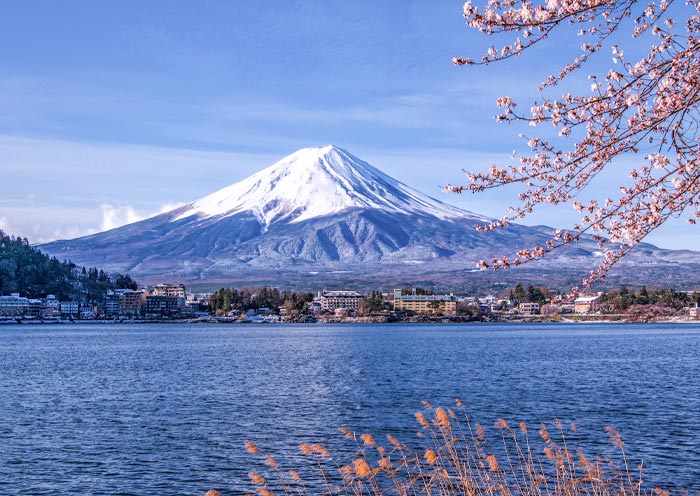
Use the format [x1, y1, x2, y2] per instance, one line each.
[145, 295, 182, 317]
[393, 289, 457, 315]
[152, 283, 186, 298]
[309, 299, 322, 314]
[44, 295, 60, 316]
[320, 290, 362, 312]
[28, 299, 45, 317]
[518, 302, 540, 315]
[0, 293, 29, 316]
[59, 301, 79, 316]
[105, 289, 148, 317]
[574, 294, 602, 314]
[478, 303, 492, 315]
[122, 290, 146, 315]
[105, 292, 121, 316]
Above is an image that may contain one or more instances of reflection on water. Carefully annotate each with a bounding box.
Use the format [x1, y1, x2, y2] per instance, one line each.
[0, 323, 698, 494]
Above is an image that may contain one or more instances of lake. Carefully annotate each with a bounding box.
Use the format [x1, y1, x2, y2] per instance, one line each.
[1, 323, 699, 494]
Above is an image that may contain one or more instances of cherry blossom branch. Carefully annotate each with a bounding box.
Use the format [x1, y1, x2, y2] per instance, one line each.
[449, 0, 700, 286]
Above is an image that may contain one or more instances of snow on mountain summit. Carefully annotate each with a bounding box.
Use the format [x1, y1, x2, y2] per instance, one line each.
[175, 145, 485, 227]
[40, 144, 699, 287]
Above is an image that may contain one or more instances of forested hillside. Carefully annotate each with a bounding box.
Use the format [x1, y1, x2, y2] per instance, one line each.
[0, 230, 136, 302]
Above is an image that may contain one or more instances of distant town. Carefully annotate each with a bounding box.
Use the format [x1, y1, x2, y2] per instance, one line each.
[3, 223, 700, 325]
[2, 282, 699, 324]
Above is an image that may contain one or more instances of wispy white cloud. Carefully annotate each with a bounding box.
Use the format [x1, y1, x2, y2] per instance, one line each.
[99, 202, 185, 232]
[0, 215, 96, 244]
[0, 135, 251, 242]
[0, 199, 187, 244]
[100, 204, 144, 232]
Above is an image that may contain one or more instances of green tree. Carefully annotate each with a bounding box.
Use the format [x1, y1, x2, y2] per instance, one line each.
[360, 291, 386, 315]
[638, 286, 650, 305]
[513, 284, 526, 304]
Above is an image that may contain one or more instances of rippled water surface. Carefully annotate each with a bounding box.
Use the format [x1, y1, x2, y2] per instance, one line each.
[1, 323, 699, 494]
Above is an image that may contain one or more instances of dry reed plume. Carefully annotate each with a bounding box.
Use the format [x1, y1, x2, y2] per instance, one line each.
[243, 399, 662, 495]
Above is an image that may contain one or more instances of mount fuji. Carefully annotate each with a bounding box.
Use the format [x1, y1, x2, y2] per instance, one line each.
[41, 146, 700, 289]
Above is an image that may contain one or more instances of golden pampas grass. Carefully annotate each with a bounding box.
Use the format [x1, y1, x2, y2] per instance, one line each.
[434, 407, 451, 430]
[242, 405, 657, 495]
[495, 418, 510, 430]
[386, 434, 401, 448]
[361, 433, 376, 446]
[248, 472, 265, 485]
[263, 455, 278, 470]
[378, 457, 393, 471]
[353, 458, 372, 478]
[311, 444, 329, 457]
[605, 425, 624, 449]
[415, 411, 430, 429]
[339, 464, 354, 479]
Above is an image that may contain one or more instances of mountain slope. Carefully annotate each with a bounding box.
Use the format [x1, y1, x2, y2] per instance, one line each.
[172, 145, 484, 227]
[40, 146, 700, 288]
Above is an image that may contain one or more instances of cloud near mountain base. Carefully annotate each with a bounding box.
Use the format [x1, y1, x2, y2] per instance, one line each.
[100, 203, 185, 232]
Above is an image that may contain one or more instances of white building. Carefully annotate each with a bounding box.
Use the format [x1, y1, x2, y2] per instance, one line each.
[320, 290, 362, 312]
[45, 295, 60, 316]
[518, 302, 540, 315]
[0, 293, 29, 316]
[152, 283, 186, 298]
[60, 301, 80, 316]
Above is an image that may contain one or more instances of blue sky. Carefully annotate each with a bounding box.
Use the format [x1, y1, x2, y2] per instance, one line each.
[1, 1, 697, 249]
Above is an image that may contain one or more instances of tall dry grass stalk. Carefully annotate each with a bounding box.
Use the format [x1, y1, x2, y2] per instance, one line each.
[243, 399, 661, 495]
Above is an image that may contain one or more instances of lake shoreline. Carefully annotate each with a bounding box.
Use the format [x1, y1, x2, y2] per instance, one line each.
[3, 314, 699, 326]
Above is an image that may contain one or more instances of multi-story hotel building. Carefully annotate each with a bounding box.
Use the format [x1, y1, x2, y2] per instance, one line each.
[152, 283, 186, 298]
[0, 294, 29, 316]
[105, 289, 146, 316]
[393, 289, 457, 315]
[320, 290, 362, 312]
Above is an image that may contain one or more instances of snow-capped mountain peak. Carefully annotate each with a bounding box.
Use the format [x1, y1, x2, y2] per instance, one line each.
[40, 145, 699, 288]
[175, 145, 484, 227]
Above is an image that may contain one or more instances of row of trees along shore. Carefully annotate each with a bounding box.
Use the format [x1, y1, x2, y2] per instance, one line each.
[508, 283, 697, 311]
[209, 289, 392, 316]
[207, 284, 697, 318]
[0, 230, 137, 304]
[209, 287, 314, 315]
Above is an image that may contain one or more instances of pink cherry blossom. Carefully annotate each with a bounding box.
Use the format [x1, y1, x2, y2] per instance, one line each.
[451, 0, 700, 286]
